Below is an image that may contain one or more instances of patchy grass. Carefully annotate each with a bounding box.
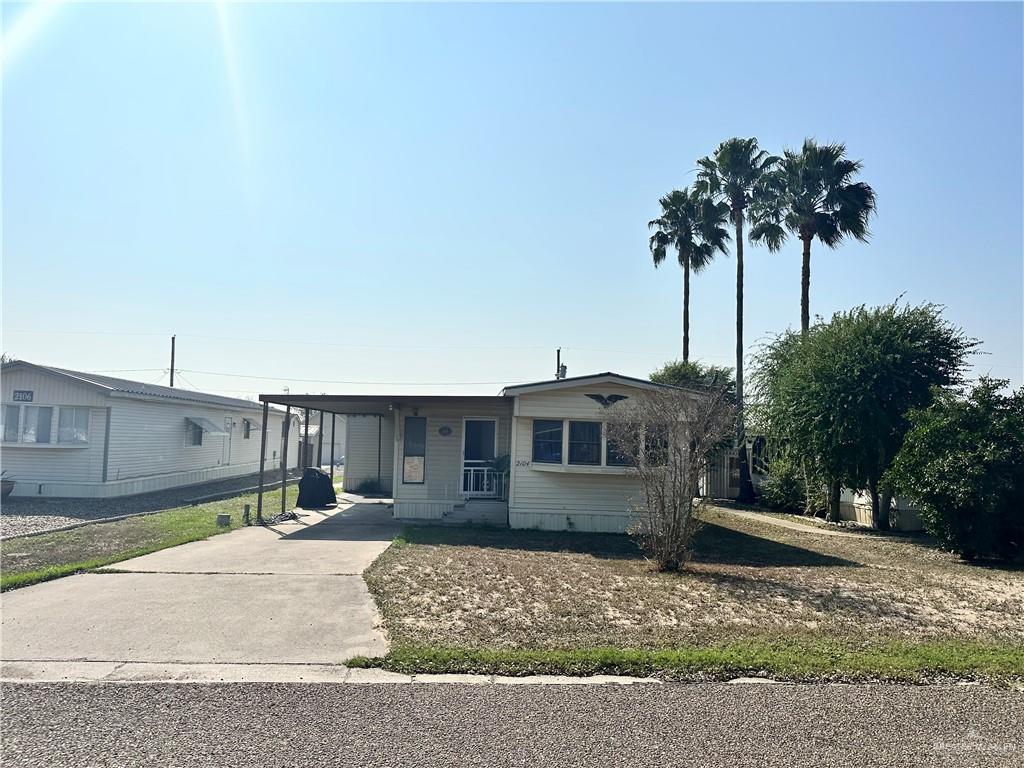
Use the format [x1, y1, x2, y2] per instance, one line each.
[361, 507, 1024, 683]
[0, 489, 287, 590]
[349, 639, 1024, 685]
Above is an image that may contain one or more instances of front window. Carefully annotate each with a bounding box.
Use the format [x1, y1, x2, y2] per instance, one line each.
[2, 405, 20, 443]
[188, 421, 204, 446]
[58, 407, 90, 444]
[568, 421, 601, 465]
[21, 406, 53, 444]
[243, 419, 252, 439]
[606, 430, 636, 466]
[532, 420, 563, 464]
[403, 416, 426, 483]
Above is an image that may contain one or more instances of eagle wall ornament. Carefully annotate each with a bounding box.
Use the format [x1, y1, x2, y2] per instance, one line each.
[585, 394, 629, 408]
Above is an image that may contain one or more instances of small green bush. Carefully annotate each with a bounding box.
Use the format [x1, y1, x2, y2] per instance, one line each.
[891, 379, 1024, 561]
[759, 456, 806, 512]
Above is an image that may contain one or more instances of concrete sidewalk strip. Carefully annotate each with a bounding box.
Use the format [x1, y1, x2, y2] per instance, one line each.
[0, 661, 660, 686]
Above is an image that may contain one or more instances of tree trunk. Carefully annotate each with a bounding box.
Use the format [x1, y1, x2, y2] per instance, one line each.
[801, 236, 812, 335]
[868, 479, 882, 530]
[826, 479, 841, 523]
[734, 210, 755, 503]
[683, 255, 690, 363]
[878, 481, 893, 531]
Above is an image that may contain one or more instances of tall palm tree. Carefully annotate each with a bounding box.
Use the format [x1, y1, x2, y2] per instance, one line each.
[751, 139, 877, 334]
[694, 137, 777, 503]
[648, 188, 731, 362]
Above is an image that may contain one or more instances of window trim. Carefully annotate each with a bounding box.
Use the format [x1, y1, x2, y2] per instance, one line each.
[531, 419, 564, 464]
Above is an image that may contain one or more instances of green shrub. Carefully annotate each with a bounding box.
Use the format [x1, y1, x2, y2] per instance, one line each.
[890, 379, 1024, 561]
[759, 455, 806, 512]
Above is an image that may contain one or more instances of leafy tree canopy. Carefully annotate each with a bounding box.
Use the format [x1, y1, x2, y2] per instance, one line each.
[650, 360, 736, 399]
[890, 379, 1024, 561]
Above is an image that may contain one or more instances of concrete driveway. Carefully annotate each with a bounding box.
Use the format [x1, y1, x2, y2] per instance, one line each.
[1, 503, 399, 682]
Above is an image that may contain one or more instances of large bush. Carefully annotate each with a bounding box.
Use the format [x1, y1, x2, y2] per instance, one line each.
[890, 379, 1024, 561]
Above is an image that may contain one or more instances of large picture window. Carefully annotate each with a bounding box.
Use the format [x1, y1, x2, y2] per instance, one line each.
[403, 416, 426, 483]
[58, 407, 90, 444]
[21, 406, 53, 444]
[606, 430, 636, 466]
[568, 421, 601, 465]
[532, 420, 563, 464]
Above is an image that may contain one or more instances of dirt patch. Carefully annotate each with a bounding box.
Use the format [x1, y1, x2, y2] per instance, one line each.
[364, 509, 1024, 651]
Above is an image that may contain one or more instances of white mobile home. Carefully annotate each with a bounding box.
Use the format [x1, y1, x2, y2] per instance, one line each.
[1, 361, 300, 498]
[261, 372, 680, 533]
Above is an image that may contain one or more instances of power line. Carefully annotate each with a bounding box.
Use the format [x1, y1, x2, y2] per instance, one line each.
[175, 368, 514, 386]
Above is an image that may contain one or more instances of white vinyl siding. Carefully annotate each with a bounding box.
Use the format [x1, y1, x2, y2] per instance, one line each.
[392, 402, 512, 505]
[343, 415, 395, 494]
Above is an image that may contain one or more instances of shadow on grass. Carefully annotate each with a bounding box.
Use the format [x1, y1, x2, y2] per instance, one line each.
[399, 520, 860, 568]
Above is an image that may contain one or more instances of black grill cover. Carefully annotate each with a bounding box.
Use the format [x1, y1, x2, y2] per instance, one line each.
[296, 467, 337, 509]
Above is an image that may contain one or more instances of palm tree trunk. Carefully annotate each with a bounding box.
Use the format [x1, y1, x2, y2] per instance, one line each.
[734, 211, 755, 503]
[801, 236, 812, 334]
[682, 256, 690, 363]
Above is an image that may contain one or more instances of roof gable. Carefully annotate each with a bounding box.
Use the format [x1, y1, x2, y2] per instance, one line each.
[500, 372, 675, 397]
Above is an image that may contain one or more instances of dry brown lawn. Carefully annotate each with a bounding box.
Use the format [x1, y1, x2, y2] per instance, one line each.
[364, 507, 1024, 651]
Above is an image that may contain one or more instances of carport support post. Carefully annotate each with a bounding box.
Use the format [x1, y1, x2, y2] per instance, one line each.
[256, 401, 268, 524]
[330, 413, 336, 481]
[303, 408, 310, 469]
[377, 415, 382, 487]
[317, 410, 324, 467]
[281, 406, 291, 515]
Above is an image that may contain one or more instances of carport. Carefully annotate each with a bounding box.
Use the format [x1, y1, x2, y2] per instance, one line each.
[254, 394, 502, 522]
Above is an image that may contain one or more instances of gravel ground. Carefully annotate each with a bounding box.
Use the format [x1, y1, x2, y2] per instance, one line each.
[0, 471, 303, 539]
[3, 682, 1021, 767]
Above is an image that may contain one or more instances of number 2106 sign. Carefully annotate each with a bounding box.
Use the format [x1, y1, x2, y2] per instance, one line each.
[12, 390, 33, 402]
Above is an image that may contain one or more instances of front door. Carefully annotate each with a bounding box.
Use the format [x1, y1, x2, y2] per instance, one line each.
[462, 419, 496, 497]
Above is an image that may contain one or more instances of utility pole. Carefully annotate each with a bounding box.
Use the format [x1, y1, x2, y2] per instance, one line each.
[169, 335, 176, 387]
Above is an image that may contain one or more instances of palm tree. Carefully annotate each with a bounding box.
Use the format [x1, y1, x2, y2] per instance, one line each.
[694, 137, 777, 503]
[751, 139, 877, 334]
[648, 188, 731, 362]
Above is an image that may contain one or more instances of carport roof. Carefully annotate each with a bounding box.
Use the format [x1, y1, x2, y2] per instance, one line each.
[257, 393, 510, 416]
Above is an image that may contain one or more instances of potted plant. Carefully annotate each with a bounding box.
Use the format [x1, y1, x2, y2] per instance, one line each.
[1, 471, 14, 500]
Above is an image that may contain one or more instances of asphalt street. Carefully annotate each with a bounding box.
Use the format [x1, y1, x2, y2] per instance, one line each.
[3, 681, 1022, 768]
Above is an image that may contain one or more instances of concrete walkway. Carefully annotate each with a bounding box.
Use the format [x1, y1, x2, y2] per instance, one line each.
[1, 503, 399, 680]
[712, 505, 871, 538]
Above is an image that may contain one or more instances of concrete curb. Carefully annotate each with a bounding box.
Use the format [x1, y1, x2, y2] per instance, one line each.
[0, 660, 667, 686]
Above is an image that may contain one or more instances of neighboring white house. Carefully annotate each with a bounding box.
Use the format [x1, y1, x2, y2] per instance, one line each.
[262, 372, 683, 533]
[1, 361, 300, 498]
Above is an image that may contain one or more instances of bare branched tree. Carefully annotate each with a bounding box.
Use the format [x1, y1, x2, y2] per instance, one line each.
[605, 385, 735, 571]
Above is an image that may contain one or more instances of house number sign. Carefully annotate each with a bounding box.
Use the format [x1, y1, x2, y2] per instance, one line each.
[12, 390, 33, 402]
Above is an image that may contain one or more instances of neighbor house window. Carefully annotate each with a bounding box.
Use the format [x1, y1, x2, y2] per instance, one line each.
[568, 421, 601, 465]
[2, 405, 19, 443]
[188, 421, 203, 446]
[403, 416, 426, 483]
[58, 407, 90, 444]
[21, 406, 53, 444]
[532, 420, 563, 464]
[243, 419, 253, 439]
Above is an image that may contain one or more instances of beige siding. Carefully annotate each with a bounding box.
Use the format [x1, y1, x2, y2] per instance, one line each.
[343, 415, 394, 493]
[392, 401, 513, 505]
[509, 383, 646, 533]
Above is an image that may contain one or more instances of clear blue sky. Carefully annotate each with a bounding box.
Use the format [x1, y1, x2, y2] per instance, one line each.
[3, 1, 1022, 397]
